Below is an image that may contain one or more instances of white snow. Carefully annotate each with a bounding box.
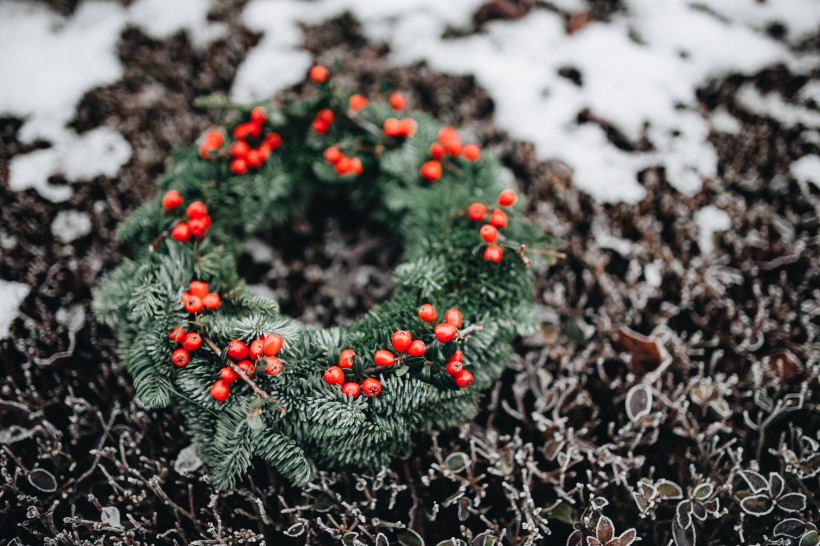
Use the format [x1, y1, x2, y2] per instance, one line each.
[737, 84, 820, 128]
[232, 0, 820, 203]
[0, 0, 226, 202]
[791, 154, 820, 188]
[694, 205, 731, 254]
[51, 210, 93, 243]
[0, 280, 30, 340]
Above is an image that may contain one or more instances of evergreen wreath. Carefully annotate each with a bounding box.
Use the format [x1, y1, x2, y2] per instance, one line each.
[93, 65, 558, 489]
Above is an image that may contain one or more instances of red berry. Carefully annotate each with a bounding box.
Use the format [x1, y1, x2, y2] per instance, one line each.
[199, 130, 223, 159]
[263, 334, 283, 356]
[449, 350, 463, 362]
[389, 93, 406, 110]
[418, 304, 437, 323]
[489, 209, 508, 229]
[335, 156, 352, 176]
[250, 106, 267, 125]
[373, 349, 395, 367]
[311, 118, 329, 134]
[429, 142, 445, 160]
[237, 359, 255, 378]
[443, 140, 462, 157]
[420, 161, 442, 182]
[263, 132, 282, 151]
[498, 189, 517, 207]
[246, 149, 263, 169]
[171, 348, 190, 367]
[231, 140, 250, 158]
[391, 330, 413, 353]
[162, 190, 183, 210]
[324, 366, 345, 386]
[231, 158, 248, 175]
[407, 339, 426, 357]
[446, 360, 464, 375]
[438, 127, 459, 145]
[263, 356, 283, 376]
[317, 109, 334, 124]
[183, 295, 203, 314]
[434, 323, 458, 343]
[220, 367, 237, 383]
[202, 293, 221, 310]
[324, 146, 342, 164]
[169, 327, 186, 344]
[338, 349, 355, 369]
[341, 382, 361, 399]
[453, 369, 474, 388]
[189, 217, 209, 238]
[182, 332, 202, 351]
[467, 203, 487, 222]
[189, 281, 208, 298]
[349, 94, 368, 112]
[249, 339, 265, 361]
[483, 244, 503, 263]
[399, 118, 417, 138]
[350, 157, 364, 176]
[210, 380, 230, 402]
[480, 224, 498, 243]
[444, 308, 462, 328]
[362, 377, 382, 397]
[309, 64, 329, 83]
[383, 117, 402, 138]
[171, 223, 191, 242]
[233, 122, 261, 140]
[186, 201, 207, 220]
[462, 144, 481, 161]
[226, 340, 249, 361]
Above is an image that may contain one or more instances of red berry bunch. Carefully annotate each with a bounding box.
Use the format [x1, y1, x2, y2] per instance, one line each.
[323, 146, 364, 177]
[199, 130, 224, 160]
[466, 189, 518, 263]
[210, 333, 285, 403]
[229, 107, 282, 176]
[445, 349, 473, 389]
[383, 117, 417, 139]
[311, 108, 335, 135]
[418, 304, 462, 343]
[322, 364, 382, 399]
[180, 280, 221, 314]
[420, 128, 482, 182]
[168, 326, 203, 368]
[164, 196, 212, 243]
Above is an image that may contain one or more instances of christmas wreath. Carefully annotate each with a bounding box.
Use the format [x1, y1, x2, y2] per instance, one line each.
[94, 66, 557, 489]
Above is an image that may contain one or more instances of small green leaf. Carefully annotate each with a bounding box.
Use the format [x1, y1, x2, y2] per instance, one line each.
[445, 452, 470, 473]
[398, 529, 425, 546]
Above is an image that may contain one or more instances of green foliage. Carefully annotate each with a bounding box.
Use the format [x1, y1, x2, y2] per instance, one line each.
[93, 85, 555, 489]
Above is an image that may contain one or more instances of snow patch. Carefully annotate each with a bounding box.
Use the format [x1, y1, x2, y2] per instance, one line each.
[0, 280, 30, 340]
[737, 84, 820, 128]
[791, 154, 820, 188]
[695, 205, 731, 254]
[51, 210, 93, 243]
[0, 0, 225, 201]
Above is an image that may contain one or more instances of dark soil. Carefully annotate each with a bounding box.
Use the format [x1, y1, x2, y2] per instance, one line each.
[1, 2, 818, 545]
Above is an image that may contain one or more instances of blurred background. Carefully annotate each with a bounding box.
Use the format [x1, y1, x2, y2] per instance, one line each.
[1, 0, 819, 544]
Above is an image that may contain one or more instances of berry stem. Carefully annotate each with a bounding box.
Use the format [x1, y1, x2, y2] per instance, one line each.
[201, 334, 273, 402]
[442, 159, 463, 177]
[456, 324, 484, 340]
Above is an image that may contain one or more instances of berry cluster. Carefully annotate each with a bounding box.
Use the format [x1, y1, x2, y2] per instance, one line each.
[210, 333, 285, 402]
[383, 116, 417, 139]
[323, 346, 385, 399]
[229, 107, 283, 175]
[168, 326, 202, 368]
[323, 146, 364, 177]
[311, 108, 334, 135]
[181, 280, 221, 314]
[420, 127, 481, 182]
[418, 303, 474, 388]
[467, 189, 518, 263]
[162, 194, 213, 243]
